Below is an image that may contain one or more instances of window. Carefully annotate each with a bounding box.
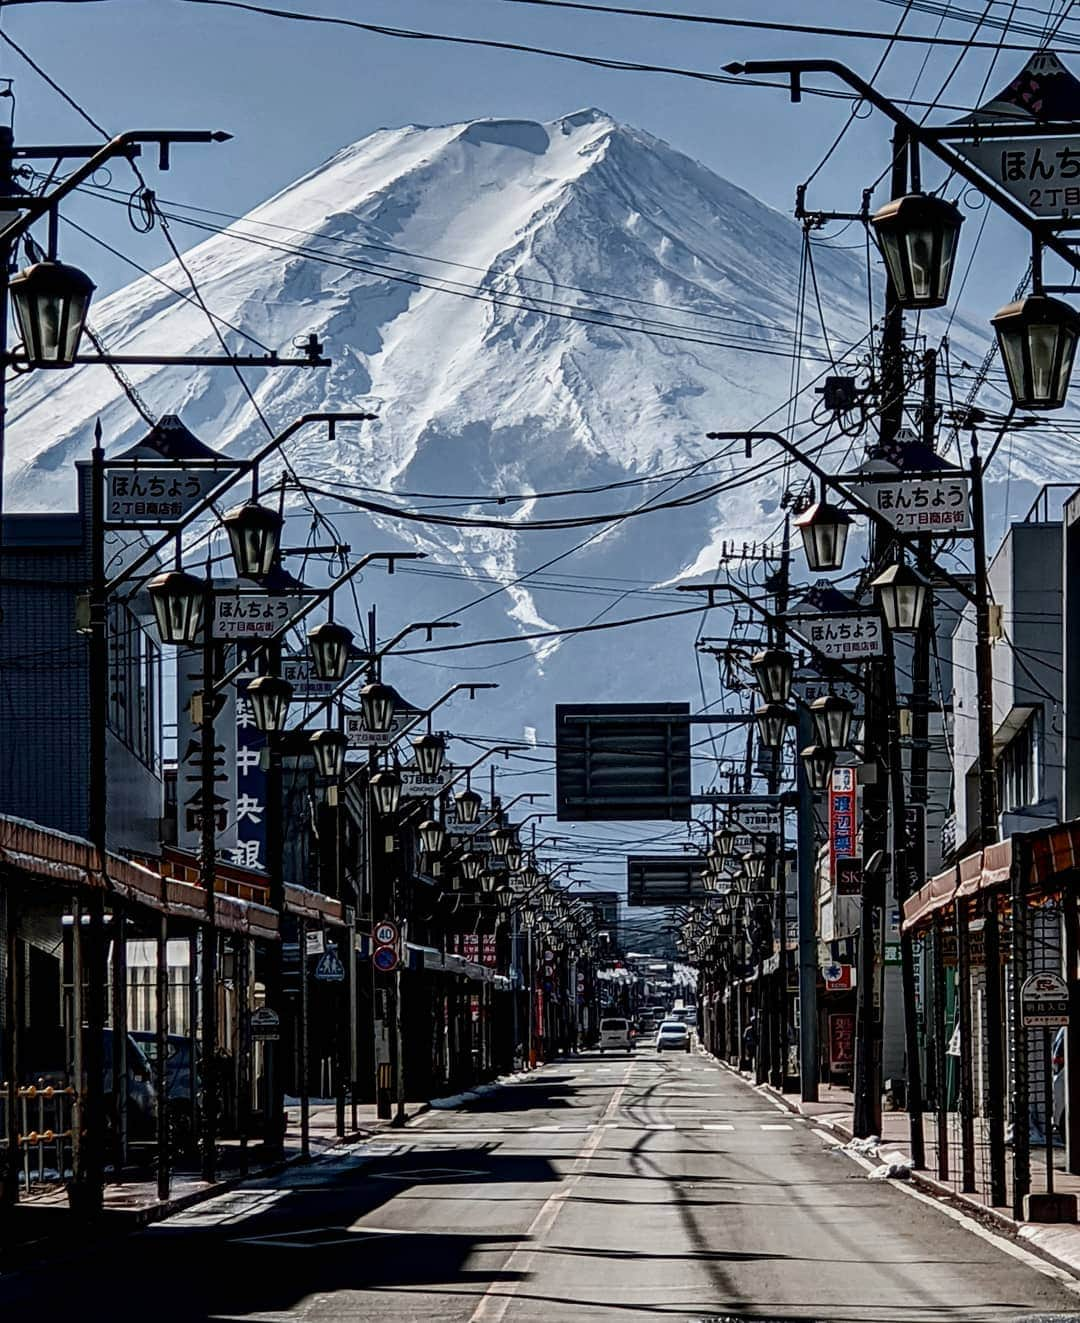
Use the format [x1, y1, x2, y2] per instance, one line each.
[107, 601, 160, 772]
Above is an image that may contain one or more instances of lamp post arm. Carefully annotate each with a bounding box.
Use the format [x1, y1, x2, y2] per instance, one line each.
[705, 429, 978, 606]
[724, 59, 1080, 276]
[0, 130, 230, 249]
[104, 411, 378, 596]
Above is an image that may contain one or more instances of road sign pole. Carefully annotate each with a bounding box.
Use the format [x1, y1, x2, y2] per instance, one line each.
[299, 918, 310, 1162]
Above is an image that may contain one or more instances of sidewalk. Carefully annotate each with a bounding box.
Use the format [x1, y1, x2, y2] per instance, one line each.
[0, 1098, 430, 1269]
[721, 1062, 1080, 1281]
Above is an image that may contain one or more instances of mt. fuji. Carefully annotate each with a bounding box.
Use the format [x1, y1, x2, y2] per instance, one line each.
[3, 109, 1019, 743]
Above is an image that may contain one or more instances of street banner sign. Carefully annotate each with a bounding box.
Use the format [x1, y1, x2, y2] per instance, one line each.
[399, 764, 452, 798]
[1021, 972, 1070, 1027]
[305, 928, 325, 957]
[314, 947, 346, 983]
[556, 703, 691, 821]
[789, 613, 884, 662]
[955, 135, 1080, 220]
[726, 807, 780, 856]
[792, 672, 863, 713]
[212, 592, 306, 640]
[105, 463, 241, 527]
[344, 709, 414, 749]
[836, 856, 863, 897]
[283, 653, 339, 698]
[373, 920, 399, 948]
[847, 476, 972, 535]
[251, 1006, 280, 1041]
[627, 854, 709, 906]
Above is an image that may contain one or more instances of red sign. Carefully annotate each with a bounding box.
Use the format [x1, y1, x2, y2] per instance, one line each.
[829, 1012, 855, 1072]
[482, 935, 497, 967]
[824, 964, 854, 991]
[829, 767, 856, 880]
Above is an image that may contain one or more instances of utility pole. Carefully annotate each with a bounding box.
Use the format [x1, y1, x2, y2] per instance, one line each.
[854, 128, 908, 1141]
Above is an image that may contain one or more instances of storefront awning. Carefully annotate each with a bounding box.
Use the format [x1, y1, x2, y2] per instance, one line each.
[903, 818, 1080, 935]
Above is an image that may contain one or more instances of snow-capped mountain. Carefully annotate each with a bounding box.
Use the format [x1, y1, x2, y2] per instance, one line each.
[2, 110, 1017, 745]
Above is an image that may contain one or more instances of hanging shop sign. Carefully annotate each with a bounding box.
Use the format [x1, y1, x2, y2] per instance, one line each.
[828, 1012, 855, 1073]
[399, 764, 452, 799]
[829, 767, 856, 880]
[212, 592, 306, 640]
[104, 463, 241, 527]
[789, 613, 884, 661]
[282, 653, 339, 698]
[251, 1006, 280, 1042]
[847, 476, 972, 535]
[956, 135, 1080, 220]
[344, 710, 414, 749]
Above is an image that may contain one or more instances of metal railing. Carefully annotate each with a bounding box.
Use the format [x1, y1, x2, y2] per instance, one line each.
[0, 1083, 76, 1190]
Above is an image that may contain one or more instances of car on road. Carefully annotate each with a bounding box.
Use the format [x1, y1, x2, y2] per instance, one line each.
[598, 1017, 634, 1053]
[655, 1020, 690, 1052]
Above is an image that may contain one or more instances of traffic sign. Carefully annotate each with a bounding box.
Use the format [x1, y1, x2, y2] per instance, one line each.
[251, 1006, 281, 1041]
[1021, 972, 1070, 1027]
[373, 920, 399, 948]
[314, 947, 346, 983]
[373, 945, 399, 973]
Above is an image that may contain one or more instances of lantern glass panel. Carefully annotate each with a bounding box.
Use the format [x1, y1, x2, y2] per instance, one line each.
[750, 648, 793, 705]
[811, 695, 854, 751]
[993, 295, 1080, 411]
[370, 769, 402, 816]
[223, 501, 282, 580]
[247, 675, 293, 733]
[310, 728, 347, 779]
[455, 788, 481, 824]
[801, 744, 836, 793]
[412, 732, 446, 778]
[505, 845, 523, 873]
[360, 682, 395, 734]
[755, 703, 790, 750]
[794, 500, 852, 572]
[461, 851, 483, 882]
[308, 621, 354, 682]
[10, 261, 95, 367]
[147, 570, 205, 646]
[417, 819, 445, 854]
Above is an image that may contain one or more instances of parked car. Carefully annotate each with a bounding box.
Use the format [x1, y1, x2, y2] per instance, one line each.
[655, 1020, 690, 1052]
[598, 1017, 633, 1054]
[1053, 1025, 1066, 1136]
[130, 1032, 199, 1105]
[27, 1029, 157, 1140]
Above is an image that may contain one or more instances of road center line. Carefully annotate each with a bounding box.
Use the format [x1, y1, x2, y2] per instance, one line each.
[467, 1060, 633, 1323]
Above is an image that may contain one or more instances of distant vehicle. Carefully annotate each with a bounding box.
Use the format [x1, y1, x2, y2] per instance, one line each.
[598, 1017, 633, 1054]
[667, 1007, 689, 1023]
[684, 1008, 698, 1028]
[130, 1032, 199, 1105]
[655, 1020, 690, 1052]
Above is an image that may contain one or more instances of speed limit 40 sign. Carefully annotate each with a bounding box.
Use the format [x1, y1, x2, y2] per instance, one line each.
[374, 920, 399, 948]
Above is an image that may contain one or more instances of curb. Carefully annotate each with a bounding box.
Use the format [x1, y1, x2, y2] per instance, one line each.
[714, 1060, 1080, 1285]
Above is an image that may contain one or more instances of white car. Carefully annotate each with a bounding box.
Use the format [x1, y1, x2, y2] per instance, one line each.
[655, 1020, 690, 1052]
[598, 1017, 633, 1054]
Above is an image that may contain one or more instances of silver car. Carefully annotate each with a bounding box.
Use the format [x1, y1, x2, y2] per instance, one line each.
[655, 1020, 690, 1052]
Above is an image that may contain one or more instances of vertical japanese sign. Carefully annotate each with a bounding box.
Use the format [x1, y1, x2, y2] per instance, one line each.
[176, 646, 238, 857]
[829, 767, 856, 881]
[229, 674, 268, 870]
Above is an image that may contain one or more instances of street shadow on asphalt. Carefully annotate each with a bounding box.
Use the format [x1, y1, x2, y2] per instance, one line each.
[454, 1077, 579, 1111]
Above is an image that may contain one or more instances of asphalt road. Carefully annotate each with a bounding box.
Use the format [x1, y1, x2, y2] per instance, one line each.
[3, 1048, 1080, 1322]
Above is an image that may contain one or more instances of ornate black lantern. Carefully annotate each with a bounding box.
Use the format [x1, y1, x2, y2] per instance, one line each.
[370, 768, 402, 816]
[714, 825, 737, 859]
[307, 621, 354, 682]
[489, 823, 516, 857]
[793, 498, 852, 572]
[755, 702, 791, 750]
[800, 743, 836, 793]
[310, 728, 347, 779]
[147, 569, 205, 646]
[872, 561, 929, 633]
[411, 732, 446, 778]
[991, 293, 1080, 411]
[750, 648, 794, 705]
[460, 851, 484, 883]
[505, 844, 524, 873]
[222, 500, 283, 580]
[480, 870, 498, 893]
[10, 259, 95, 367]
[811, 693, 854, 750]
[417, 818, 446, 855]
[741, 852, 767, 884]
[520, 907, 536, 929]
[247, 675, 293, 733]
[454, 787, 482, 825]
[360, 681, 395, 734]
[871, 193, 964, 310]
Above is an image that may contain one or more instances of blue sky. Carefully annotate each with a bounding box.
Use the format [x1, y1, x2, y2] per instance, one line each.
[4, 0, 1077, 317]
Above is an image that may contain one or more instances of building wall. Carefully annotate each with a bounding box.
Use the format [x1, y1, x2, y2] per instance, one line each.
[0, 467, 162, 854]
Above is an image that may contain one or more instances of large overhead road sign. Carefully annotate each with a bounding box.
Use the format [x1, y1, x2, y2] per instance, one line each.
[627, 855, 709, 907]
[555, 703, 691, 822]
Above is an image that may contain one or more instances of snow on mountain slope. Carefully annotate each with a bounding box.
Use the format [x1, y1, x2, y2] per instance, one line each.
[2, 110, 1006, 740]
